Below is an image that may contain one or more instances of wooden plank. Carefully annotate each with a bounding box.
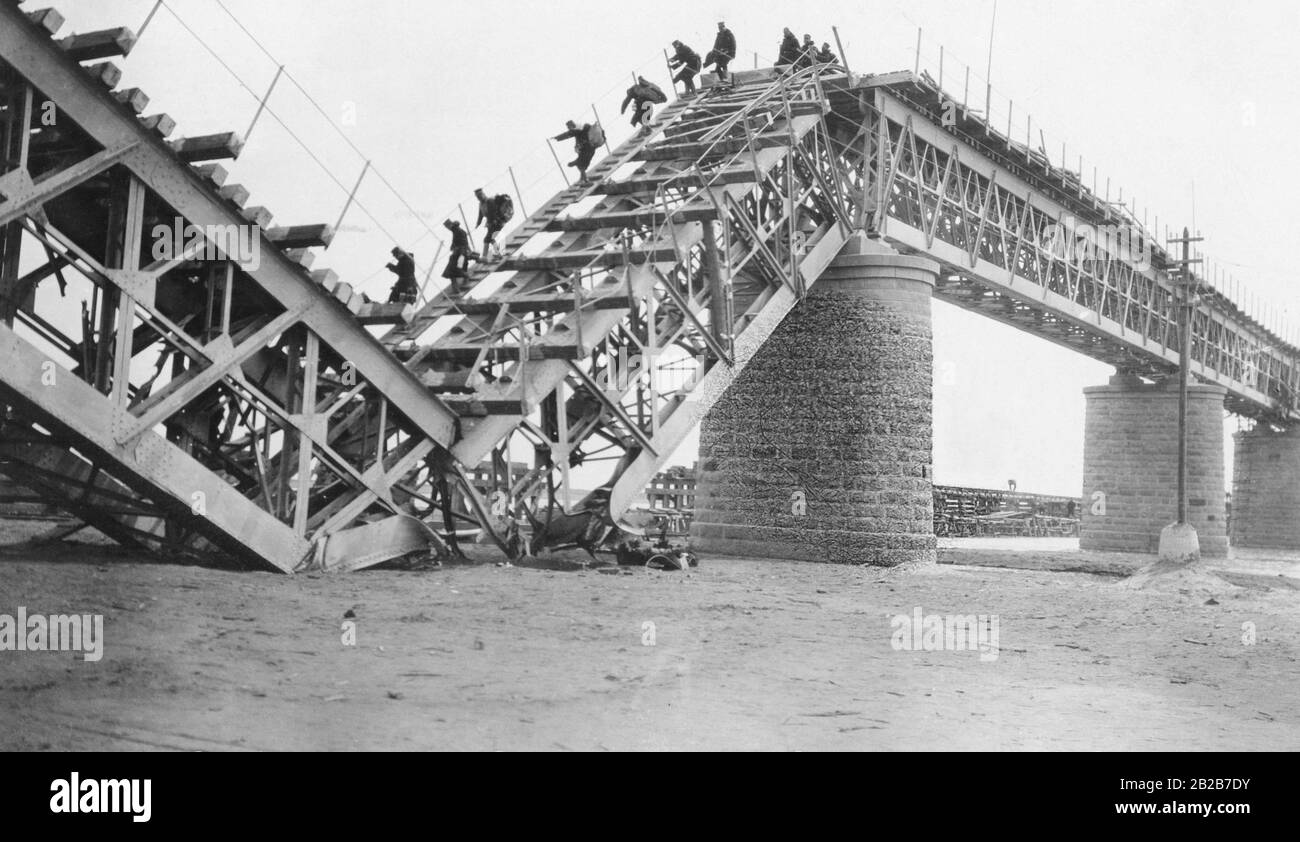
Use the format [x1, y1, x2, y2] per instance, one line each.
[112, 87, 149, 114]
[331, 282, 363, 314]
[192, 163, 228, 187]
[267, 223, 334, 249]
[310, 268, 339, 291]
[423, 292, 628, 317]
[596, 167, 755, 195]
[60, 28, 136, 62]
[283, 248, 315, 269]
[355, 302, 415, 325]
[548, 205, 716, 232]
[241, 206, 273, 228]
[502, 246, 678, 271]
[171, 132, 245, 163]
[83, 61, 121, 88]
[26, 8, 64, 35]
[138, 113, 175, 139]
[217, 183, 250, 207]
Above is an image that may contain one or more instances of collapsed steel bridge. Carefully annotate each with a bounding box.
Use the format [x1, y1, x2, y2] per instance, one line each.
[1, 2, 1296, 571]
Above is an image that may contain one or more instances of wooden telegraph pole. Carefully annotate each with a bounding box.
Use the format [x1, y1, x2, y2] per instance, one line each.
[1161, 227, 1203, 561]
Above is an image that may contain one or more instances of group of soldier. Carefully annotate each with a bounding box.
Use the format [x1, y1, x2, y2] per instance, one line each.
[385, 20, 840, 305]
[386, 185, 514, 303]
[668, 22, 838, 94]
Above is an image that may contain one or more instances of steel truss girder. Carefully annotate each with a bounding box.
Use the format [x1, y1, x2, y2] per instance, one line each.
[0, 6, 458, 447]
[869, 88, 1298, 423]
[0, 320, 310, 570]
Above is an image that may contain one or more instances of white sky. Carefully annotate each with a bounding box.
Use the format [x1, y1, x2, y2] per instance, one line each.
[40, 0, 1300, 496]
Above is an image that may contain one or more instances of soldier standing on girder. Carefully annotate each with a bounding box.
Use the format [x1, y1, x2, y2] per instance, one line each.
[704, 21, 736, 84]
[386, 246, 418, 304]
[441, 220, 473, 294]
[474, 188, 508, 261]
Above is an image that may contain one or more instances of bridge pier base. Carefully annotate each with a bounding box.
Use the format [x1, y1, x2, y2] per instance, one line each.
[689, 235, 939, 565]
[1230, 425, 1300, 550]
[1079, 373, 1228, 556]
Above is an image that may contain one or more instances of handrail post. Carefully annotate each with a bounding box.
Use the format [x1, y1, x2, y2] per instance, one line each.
[546, 138, 570, 186]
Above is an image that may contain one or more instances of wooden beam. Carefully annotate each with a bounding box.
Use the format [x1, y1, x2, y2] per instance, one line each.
[596, 166, 755, 195]
[138, 113, 175, 138]
[241, 206, 273, 228]
[171, 132, 245, 163]
[310, 268, 339, 291]
[192, 163, 228, 187]
[60, 28, 137, 62]
[83, 61, 121, 88]
[217, 183, 250, 207]
[283, 247, 315, 269]
[548, 205, 716, 232]
[502, 246, 678, 271]
[112, 87, 149, 114]
[638, 133, 790, 161]
[267, 223, 334, 249]
[355, 302, 415, 325]
[26, 8, 64, 36]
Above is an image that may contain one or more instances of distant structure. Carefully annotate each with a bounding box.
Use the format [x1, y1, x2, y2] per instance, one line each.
[644, 463, 697, 511]
[641, 465, 1082, 540]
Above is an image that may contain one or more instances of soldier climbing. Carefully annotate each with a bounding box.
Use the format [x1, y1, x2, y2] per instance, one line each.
[668, 39, 702, 94]
[385, 246, 418, 304]
[441, 219, 474, 294]
[474, 187, 514, 261]
[620, 75, 667, 130]
[553, 119, 603, 184]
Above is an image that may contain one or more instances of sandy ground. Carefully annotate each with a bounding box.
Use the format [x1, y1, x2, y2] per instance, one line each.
[1, 521, 1297, 751]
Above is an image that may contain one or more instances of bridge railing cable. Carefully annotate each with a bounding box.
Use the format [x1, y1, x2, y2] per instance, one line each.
[132, 2, 691, 307]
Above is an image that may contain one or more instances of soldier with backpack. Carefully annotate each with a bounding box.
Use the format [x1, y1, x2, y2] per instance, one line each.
[554, 119, 602, 184]
[620, 76, 667, 129]
[386, 246, 418, 304]
[474, 187, 514, 261]
[668, 40, 702, 94]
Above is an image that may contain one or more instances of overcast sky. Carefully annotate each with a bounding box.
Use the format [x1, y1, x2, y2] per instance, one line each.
[44, 0, 1300, 496]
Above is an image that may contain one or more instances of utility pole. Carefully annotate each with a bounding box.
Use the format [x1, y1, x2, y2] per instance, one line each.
[1160, 226, 1203, 562]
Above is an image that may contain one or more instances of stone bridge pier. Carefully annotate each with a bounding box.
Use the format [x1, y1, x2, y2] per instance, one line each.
[1230, 425, 1300, 551]
[1079, 372, 1228, 556]
[689, 234, 939, 566]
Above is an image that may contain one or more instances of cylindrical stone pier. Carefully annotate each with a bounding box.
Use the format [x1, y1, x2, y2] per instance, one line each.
[690, 235, 938, 565]
[1231, 425, 1300, 550]
[1079, 373, 1228, 556]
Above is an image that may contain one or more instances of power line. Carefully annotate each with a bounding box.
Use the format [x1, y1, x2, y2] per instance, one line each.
[158, 1, 441, 285]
